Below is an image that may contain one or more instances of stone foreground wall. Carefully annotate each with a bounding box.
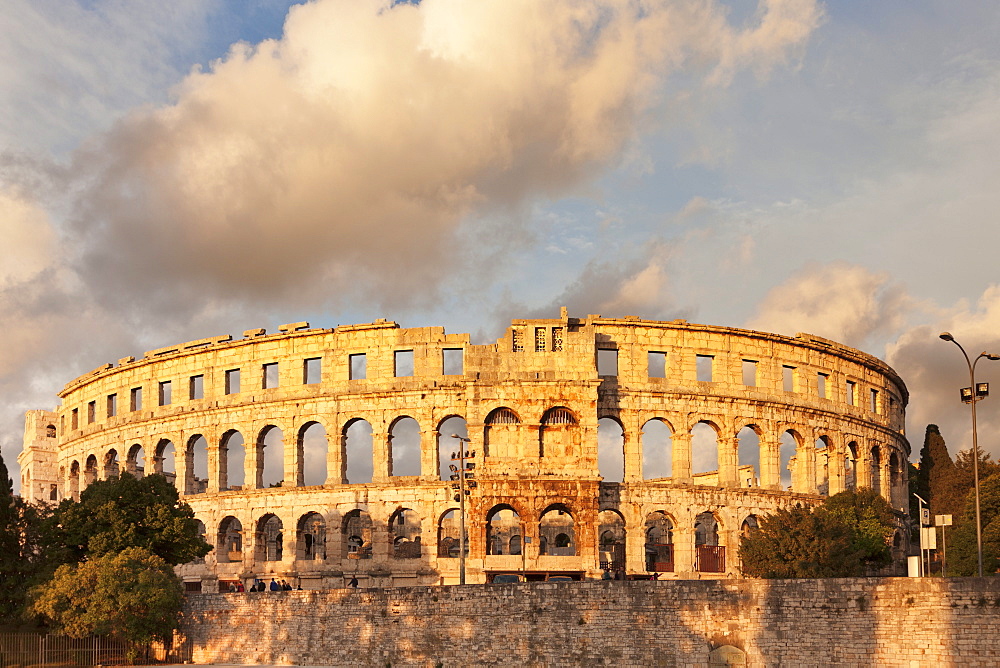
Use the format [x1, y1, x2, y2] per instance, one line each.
[181, 577, 1000, 667]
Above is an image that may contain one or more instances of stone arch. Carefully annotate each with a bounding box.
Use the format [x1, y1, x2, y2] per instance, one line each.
[597, 416, 625, 482]
[815, 435, 832, 495]
[695, 510, 725, 573]
[644, 510, 675, 572]
[740, 515, 759, 536]
[217, 516, 244, 564]
[388, 416, 421, 477]
[889, 450, 901, 499]
[539, 503, 575, 556]
[84, 454, 98, 486]
[485, 504, 521, 556]
[154, 439, 176, 479]
[691, 420, 720, 478]
[845, 440, 859, 489]
[69, 460, 81, 499]
[641, 417, 673, 480]
[125, 443, 145, 477]
[484, 407, 521, 458]
[46, 424, 56, 438]
[437, 508, 465, 558]
[297, 512, 327, 561]
[437, 415, 468, 481]
[597, 508, 625, 571]
[192, 520, 208, 564]
[342, 508, 373, 559]
[343, 418, 374, 484]
[256, 425, 284, 489]
[737, 424, 762, 486]
[297, 422, 327, 486]
[255, 513, 284, 562]
[539, 406, 579, 458]
[780, 429, 802, 490]
[186, 434, 209, 495]
[103, 449, 120, 479]
[220, 430, 246, 490]
[389, 507, 422, 558]
[870, 444, 882, 495]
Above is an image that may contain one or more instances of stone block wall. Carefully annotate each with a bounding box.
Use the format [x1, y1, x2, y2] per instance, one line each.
[181, 577, 1000, 667]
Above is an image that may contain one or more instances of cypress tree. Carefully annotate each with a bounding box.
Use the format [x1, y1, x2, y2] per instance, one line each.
[0, 451, 24, 617]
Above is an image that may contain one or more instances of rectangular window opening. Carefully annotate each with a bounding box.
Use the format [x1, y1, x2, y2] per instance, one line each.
[303, 357, 322, 384]
[696, 355, 714, 382]
[551, 327, 564, 352]
[534, 327, 546, 352]
[742, 360, 758, 387]
[442, 348, 464, 375]
[648, 351, 667, 379]
[597, 349, 619, 376]
[130, 387, 143, 412]
[107, 393, 117, 418]
[846, 380, 856, 406]
[782, 366, 795, 392]
[262, 363, 279, 389]
[817, 373, 828, 399]
[225, 369, 240, 395]
[71, 408, 79, 430]
[871, 388, 879, 413]
[189, 374, 204, 400]
[87, 401, 96, 424]
[512, 329, 524, 352]
[158, 380, 172, 406]
[349, 353, 367, 380]
[394, 350, 414, 377]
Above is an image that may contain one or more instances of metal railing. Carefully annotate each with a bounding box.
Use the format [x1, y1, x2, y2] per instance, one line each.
[0, 632, 190, 667]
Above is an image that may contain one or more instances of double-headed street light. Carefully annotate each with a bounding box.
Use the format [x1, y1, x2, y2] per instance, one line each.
[939, 332, 1000, 577]
[450, 434, 475, 585]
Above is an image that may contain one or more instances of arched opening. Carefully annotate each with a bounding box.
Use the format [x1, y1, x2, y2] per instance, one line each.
[217, 516, 243, 563]
[256, 426, 284, 488]
[644, 511, 674, 572]
[103, 449, 120, 479]
[389, 508, 422, 559]
[221, 430, 245, 490]
[125, 444, 145, 477]
[342, 509, 373, 559]
[780, 430, 800, 490]
[191, 521, 207, 564]
[539, 504, 575, 556]
[344, 419, 374, 484]
[389, 417, 421, 477]
[84, 454, 98, 486]
[871, 445, 881, 494]
[737, 425, 760, 486]
[539, 407, 578, 458]
[69, 460, 80, 499]
[691, 421, 719, 478]
[846, 441, 858, 489]
[816, 436, 831, 495]
[486, 505, 520, 556]
[437, 509, 466, 558]
[695, 511, 724, 573]
[438, 416, 468, 481]
[297, 512, 327, 561]
[155, 439, 176, 486]
[484, 408, 520, 458]
[889, 451, 900, 495]
[298, 422, 327, 486]
[256, 514, 284, 562]
[187, 435, 209, 494]
[642, 418, 673, 479]
[597, 417, 625, 482]
[46, 424, 56, 438]
[597, 509, 625, 572]
[740, 515, 758, 537]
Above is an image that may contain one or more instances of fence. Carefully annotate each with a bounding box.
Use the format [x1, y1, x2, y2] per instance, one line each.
[0, 632, 190, 667]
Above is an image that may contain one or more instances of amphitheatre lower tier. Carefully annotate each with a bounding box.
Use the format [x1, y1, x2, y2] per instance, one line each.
[18, 311, 910, 587]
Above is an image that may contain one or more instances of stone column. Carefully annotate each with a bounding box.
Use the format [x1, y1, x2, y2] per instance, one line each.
[718, 436, 739, 487]
[249, 431, 263, 489]
[326, 431, 344, 485]
[623, 427, 642, 482]
[857, 446, 872, 492]
[287, 425, 302, 488]
[176, 437, 192, 495]
[671, 432, 693, 482]
[828, 449, 845, 495]
[372, 430, 390, 482]
[674, 523, 696, 574]
[760, 438, 781, 490]
[420, 429, 440, 479]
[208, 434, 223, 493]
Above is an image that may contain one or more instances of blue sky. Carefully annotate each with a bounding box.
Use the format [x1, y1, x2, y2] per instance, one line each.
[3, 0, 1000, 491]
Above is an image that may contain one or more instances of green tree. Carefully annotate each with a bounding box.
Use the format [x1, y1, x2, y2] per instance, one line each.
[947, 472, 1000, 576]
[30, 547, 183, 644]
[48, 473, 210, 566]
[0, 451, 51, 621]
[824, 488, 896, 571]
[739, 505, 866, 578]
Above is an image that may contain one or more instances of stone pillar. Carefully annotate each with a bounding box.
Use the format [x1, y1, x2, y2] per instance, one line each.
[857, 446, 872, 492]
[420, 429, 440, 479]
[326, 431, 344, 485]
[799, 441, 818, 494]
[828, 450, 845, 495]
[208, 433, 223, 493]
[671, 432, 693, 482]
[249, 431, 263, 489]
[623, 427, 642, 482]
[760, 438, 781, 490]
[674, 523, 696, 574]
[176, 438, 192, 495]
[718, 436, 739, 487]
[287, 425, 302, 488]
[372, 430, 390, 482]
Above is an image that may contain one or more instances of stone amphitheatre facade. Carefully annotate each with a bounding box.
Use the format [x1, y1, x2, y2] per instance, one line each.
[18, 311, 910, 589]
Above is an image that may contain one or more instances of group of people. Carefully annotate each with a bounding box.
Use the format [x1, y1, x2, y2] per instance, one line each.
[233, 578, 300, 592]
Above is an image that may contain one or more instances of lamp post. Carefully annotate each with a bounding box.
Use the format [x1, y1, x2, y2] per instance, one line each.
[450, 434, 475, 585]
[939, 332, 1000, 577]
[913, 493, 928, 576]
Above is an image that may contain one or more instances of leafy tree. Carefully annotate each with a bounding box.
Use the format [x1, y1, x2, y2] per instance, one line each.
[30, 547, 183, 644]
[48, 473, 210, 566]
[0, 451, 51, 621]
[824, 488, 896, 571]
[739, 506, 865, 578]
[947, 472, 1000, 576]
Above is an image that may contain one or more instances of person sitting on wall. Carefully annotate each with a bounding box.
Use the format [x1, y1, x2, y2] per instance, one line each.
[348, 576, 359, 588]
[281, 580, 292, 591]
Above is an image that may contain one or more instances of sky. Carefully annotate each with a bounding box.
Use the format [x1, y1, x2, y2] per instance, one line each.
[3, 0, 1000, 493]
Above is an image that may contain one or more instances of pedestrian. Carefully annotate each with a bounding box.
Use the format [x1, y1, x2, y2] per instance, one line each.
[348, 576, 359, 588]
[281, 579, 292, 591]
[601, 569, 612, 581]
[269, 578, 280, 591]
[236, 581, 245, 592]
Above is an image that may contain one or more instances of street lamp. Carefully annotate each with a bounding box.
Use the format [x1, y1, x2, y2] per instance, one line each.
[450, 434, 475, 585]
[913, 493, 928, 576]
[939, 332, 1000, 577]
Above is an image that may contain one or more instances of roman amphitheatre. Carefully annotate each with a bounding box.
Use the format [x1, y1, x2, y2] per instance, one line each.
[18, 310, 910, 588]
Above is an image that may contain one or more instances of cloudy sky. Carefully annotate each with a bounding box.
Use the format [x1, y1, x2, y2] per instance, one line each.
[3, 0, 1000, 491]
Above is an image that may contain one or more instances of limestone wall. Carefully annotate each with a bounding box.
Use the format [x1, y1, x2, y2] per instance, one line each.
[180, 577, 1000, 667]
[19, 313, 911, 586]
